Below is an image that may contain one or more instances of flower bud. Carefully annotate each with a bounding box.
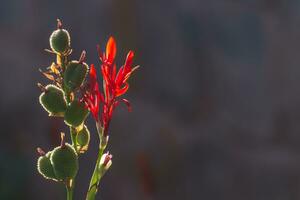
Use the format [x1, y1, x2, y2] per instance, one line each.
[39, 85, 67, 117]
[76, 125, 90, 153]
[50, 143, 78, 181]
[49, 25, 70, 54]
[99, 152, 112, 174]
[64, 100, 89, 127]
[64, 61, 88, 91]
[37, 149, 57, 181]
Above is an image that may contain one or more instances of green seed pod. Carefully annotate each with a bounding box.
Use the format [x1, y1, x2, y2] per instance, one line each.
[39, 85, 67, 117]
[50, 143, 78, 181]
[49, 28, 70, 54]
[37, 151, 57, 181]
[64, 100, 89, 127]
[76, 125, 90, 153]
[64, 61, 88, 91]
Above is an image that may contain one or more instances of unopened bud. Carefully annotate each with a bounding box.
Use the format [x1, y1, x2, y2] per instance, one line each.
[64, 100, 89, 127]
[37, 150, 57, 181]
[100, 152, 112, 171]
[76, 125, 90, 154]
[64, 61, 89, 91]
[39, 84, 67, 117]
[49, 19, 71, 54]
[50, 143, 78, 181]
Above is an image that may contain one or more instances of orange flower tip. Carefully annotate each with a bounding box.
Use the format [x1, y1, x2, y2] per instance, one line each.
[106, 36, 117, 63]
[90, 64, 95, 73]
[37, 147, 46, 156]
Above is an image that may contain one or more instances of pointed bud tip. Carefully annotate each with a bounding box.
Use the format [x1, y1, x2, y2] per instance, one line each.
[57, 19, 63, 29]
[37, 147, 46, 156]
[60, 132, 66, 148]
[79, 50, 87, 63]
[37, 83, 47, 92]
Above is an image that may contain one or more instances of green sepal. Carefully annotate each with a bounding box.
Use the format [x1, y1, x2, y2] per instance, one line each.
[37, 151, 57, 181]
[50, 143, 78, 181]
[64, 61, 88, 91]
[39, 85, 67, 117]
[49, 29, 70, 54]
[64, 100, 89, 127]
[76, 125, 90, 153]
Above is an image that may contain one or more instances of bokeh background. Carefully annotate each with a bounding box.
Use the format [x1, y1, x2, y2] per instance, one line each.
[1, 0, 300, 199]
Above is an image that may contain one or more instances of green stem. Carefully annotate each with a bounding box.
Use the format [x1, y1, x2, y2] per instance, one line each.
[66, 183, 74, 200]
[70, 127, 78, 151]
[86, 147, 105, 200]
[58, 53, 77, 200]
[86, 124, 107, 200]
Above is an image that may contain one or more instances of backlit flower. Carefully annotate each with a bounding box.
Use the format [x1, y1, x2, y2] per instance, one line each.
[83, 36, 138, 136]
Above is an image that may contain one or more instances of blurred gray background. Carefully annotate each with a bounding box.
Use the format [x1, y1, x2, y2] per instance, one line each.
[1, 0, 300, 199]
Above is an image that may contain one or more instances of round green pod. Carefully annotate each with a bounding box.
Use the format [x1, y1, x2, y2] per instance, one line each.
[64, 100, 89, 127]
[50, 143, 78, 180]
[39, 85, 67, 117]
[64, 61, 88, 91]
[76, 125, 90, 153]
[49, 29, 70, 54]
[37, 151, 57, 181]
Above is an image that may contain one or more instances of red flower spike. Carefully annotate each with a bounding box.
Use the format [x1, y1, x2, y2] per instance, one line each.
[82, 64, 101, 121]
[83, 36, 138, 136]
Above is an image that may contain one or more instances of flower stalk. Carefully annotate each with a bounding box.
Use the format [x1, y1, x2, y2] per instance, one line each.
[86, 124, 107, 200]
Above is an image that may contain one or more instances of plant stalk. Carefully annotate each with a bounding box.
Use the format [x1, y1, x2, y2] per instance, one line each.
[86, 123, 107, 200]
[66, 182, 74, 200]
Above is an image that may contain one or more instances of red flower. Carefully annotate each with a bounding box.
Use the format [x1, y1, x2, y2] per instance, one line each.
[82, 64, 103, 121]
[83, 36, 138, 136]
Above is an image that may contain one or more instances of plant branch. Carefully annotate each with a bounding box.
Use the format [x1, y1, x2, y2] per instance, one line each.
[86, 123, 108, 200]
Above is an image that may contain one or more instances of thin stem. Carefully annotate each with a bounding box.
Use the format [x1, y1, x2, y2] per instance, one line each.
[70, 127, 78, 151]
[86, 124, 107, 200]
[86, 147, 105, 200]
[57, 52, 77, 200]
[66, 183, 74, 200]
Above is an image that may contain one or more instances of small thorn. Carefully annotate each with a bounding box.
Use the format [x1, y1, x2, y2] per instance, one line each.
[37, 83, 47, 92]
[79, 50, 86, 63]
[57, 19, 63, 29]
[37, 147, 46, 156]
[60, 132, 66, 148]
[44, 49, 56, 54]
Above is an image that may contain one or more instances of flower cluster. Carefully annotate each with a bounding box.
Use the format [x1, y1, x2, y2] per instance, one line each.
[82, 37, 139, 136]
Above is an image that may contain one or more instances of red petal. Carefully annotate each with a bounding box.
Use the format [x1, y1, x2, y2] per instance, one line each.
[106, 36, 116, 64]
[112, 64, 117, 81]
[115, 83, 129, 97]
[121, 98, 132, 112]
[90, 64, 97, 83]
[125, 51, 134, 67]
[115, 66, 125, 86]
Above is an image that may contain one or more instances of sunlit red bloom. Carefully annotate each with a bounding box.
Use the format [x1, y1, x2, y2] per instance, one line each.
[83, 36, 138, 136]
[82, 64, 103, 121]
